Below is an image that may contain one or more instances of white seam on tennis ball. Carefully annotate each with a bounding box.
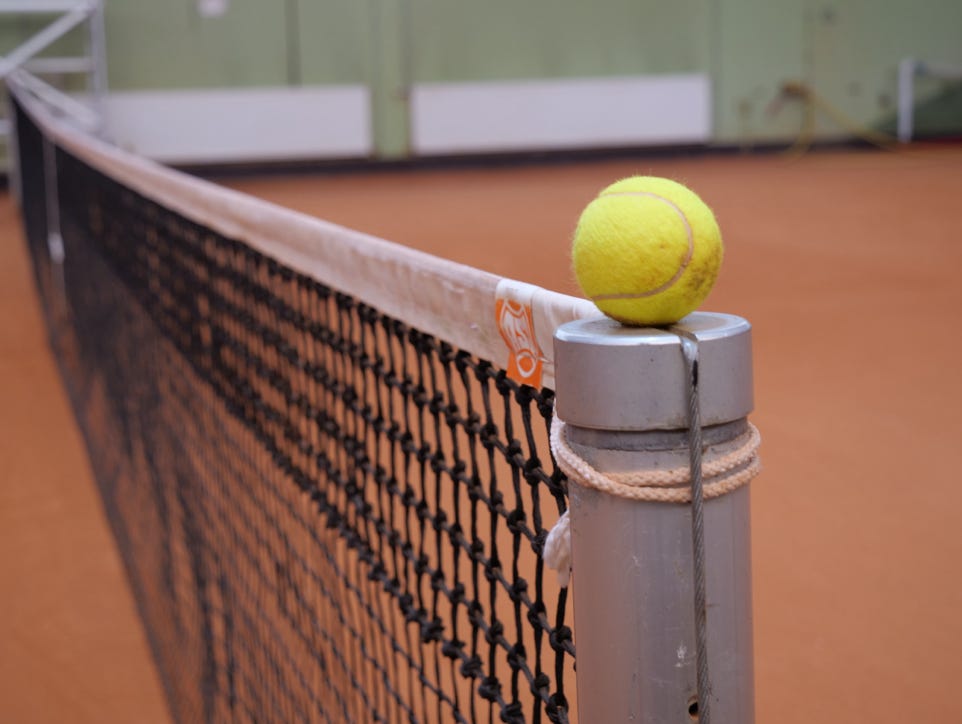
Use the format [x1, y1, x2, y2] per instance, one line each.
[590, 191, 695, 302]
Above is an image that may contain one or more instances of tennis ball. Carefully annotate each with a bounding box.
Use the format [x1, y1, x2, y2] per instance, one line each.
[572, 176, 723, 326]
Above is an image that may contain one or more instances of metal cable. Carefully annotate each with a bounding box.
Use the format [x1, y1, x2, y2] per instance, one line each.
[678, 332, 711, 724]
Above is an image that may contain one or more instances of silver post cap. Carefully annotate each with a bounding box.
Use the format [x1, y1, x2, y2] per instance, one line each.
[553, 312, 753, 431]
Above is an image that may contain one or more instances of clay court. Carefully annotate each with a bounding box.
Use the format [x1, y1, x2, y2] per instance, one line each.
[2, 143, 961, 722]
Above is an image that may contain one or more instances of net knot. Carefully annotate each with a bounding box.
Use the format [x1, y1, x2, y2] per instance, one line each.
[505, 508, 526, 534]
[549, 625, 573, 652]
[428, 391, 445, 414]
[506, 642, 527, 670]
[485, 619, 505, 644]
[441, 639, 464, 660]
[514, 385, 536, 405]
[500, 701, 525, 724]
[453, 350, 472, 374]
[526, 601, 547, 629]
[546, 693, 569, 721]
[368, 562, 386, 583]
[478, 675, 502, 702]
[460, 655, 483, 679]
[324, 508, 342, 530]
[467, 478, 484, 503]
[479, 422, 499, 450]
[414, 553, 430, 575]
[522, 456, 544, 484]
[483, 558, 502, 584]
[415, 500, 431, 523]
[408, 606, 427, 626]
[469, 537, 485, 558]
[465, 411, 482, 435]
[420, 617, 444, 643]
[531, 672, 551, 695]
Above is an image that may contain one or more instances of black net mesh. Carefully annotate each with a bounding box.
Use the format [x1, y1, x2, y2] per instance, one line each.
[14, 97, 575, 724]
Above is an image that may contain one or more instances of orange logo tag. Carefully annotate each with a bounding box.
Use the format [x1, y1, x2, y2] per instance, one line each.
[496, 298, 544, 387]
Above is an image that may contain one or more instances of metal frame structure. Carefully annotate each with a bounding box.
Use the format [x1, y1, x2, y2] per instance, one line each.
[0, 0, 106, 136]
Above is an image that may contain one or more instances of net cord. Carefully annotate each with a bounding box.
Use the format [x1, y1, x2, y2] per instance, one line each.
[8, 75, 599, 390]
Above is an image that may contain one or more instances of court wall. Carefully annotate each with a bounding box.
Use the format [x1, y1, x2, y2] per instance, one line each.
[2, 0, 960, 162]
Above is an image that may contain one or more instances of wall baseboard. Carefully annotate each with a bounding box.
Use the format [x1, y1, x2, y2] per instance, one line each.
[99, 76, 711, 163]
[103, 86, 372, 164]
[411, 74, 711, 155]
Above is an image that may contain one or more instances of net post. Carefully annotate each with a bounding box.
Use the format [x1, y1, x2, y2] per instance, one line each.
[553, 312, 756, 723]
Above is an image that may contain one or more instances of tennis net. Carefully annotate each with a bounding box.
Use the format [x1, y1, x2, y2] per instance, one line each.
[12, 83, 597, 724]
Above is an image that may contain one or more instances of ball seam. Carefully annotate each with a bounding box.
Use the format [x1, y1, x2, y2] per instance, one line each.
[590, 191, 695, 302]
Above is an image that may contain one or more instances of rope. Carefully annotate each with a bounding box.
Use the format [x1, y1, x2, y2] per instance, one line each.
[543, 415, 760, 588]
[770, 80, 900, 157]
[549, 418, 761, 504]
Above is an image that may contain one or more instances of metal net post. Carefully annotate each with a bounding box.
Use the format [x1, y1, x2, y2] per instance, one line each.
[553, 313, 756, 724]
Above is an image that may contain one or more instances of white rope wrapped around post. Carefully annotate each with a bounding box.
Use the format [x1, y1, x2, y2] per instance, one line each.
[543, 417, 761, 586]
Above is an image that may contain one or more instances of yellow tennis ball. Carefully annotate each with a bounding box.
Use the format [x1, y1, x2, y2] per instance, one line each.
[572, 176, 723, 326]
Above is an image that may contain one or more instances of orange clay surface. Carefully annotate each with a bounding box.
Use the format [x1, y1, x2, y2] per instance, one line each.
[3, 145, 962, 723]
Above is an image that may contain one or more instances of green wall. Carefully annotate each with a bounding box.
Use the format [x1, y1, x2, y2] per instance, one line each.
[106, 1, 291, 89]
[5, 0, 962, 156]
[406, 0, 712, 81]
[714, 0, 962, 145]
